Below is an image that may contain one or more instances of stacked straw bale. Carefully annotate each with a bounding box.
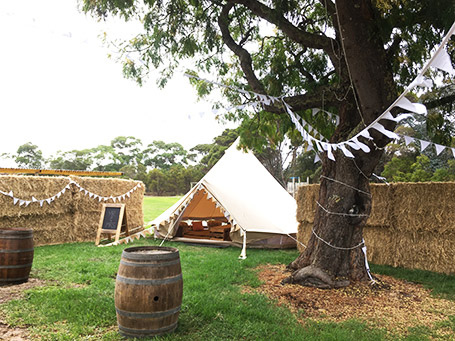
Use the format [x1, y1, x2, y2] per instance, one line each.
[296, 183, 455, 275]
[0, 175, 144, 246]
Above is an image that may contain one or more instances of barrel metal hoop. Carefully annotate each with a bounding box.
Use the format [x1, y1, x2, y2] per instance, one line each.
[118, 321, 178, 336]
[122, 252, 179, 262]
[116, 273, 183, 286]
[0, 248, 34, 253]
[119, 258, 180, 268]
[115, 305, 180, 319]
[0, 235, 33, 240]
[0, 276, 29, 282]
[0, 263, 33, 269]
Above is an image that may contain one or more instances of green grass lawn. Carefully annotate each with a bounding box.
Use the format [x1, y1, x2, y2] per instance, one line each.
[143, 195, 182, 223]
[0, 196, 454, 340]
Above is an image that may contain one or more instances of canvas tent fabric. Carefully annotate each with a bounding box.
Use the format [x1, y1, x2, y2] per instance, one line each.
[152, 140, 298, 248]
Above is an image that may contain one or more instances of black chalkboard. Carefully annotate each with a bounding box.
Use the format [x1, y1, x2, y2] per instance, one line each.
[102, 207, 121, 230]
[95, 203, 129, 246]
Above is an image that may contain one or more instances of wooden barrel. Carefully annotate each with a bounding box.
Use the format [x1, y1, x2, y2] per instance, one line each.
[0, 228, 34, 285]
[115, 246, 183, 338]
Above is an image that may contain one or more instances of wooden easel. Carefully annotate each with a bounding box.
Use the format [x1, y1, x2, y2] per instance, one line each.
[95, 203, 129, 246]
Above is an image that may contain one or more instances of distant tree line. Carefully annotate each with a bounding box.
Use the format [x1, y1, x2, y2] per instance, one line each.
[1, 130, 239, 196]
[4, 115, 455, 196]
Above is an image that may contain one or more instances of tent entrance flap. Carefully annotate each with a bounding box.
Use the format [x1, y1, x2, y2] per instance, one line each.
[180, 189, 225, 220]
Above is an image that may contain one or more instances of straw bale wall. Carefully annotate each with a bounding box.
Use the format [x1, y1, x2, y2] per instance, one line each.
[296, 183, 455, 274]
[0, 175, 144, 246]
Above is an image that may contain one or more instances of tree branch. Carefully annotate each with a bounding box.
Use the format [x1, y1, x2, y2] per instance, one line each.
[227, 0, 340, 68]
[424, 93, 455, 110]
[218, 2, 266, 94]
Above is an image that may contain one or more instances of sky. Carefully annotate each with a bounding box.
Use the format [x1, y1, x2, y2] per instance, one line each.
[0, 1, 234, 165]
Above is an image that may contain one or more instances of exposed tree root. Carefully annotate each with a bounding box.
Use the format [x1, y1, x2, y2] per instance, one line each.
[282, 265, 350, 289]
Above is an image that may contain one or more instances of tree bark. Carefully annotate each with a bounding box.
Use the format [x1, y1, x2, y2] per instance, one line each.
[284, 0, 398, 288]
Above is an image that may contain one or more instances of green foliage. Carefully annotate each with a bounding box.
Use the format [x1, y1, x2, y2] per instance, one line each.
[15, 142, 44, 169]
[285, 151, 322, 184]
[190, 128, 239, 173]
[143, 140, 191, 170]
[49, 149, 94, 170]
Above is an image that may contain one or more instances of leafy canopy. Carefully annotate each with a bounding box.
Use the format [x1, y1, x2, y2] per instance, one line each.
[82, 0, 454, 153]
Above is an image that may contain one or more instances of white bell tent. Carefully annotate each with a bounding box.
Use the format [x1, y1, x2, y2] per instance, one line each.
[152, 139, 298, 255]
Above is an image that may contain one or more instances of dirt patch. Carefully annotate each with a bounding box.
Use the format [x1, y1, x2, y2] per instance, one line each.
[0, 278, 48, 340]
[245, 264, 455, 337]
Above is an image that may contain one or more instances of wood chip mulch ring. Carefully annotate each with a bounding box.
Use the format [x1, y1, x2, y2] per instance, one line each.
[243, 264, 455, 337]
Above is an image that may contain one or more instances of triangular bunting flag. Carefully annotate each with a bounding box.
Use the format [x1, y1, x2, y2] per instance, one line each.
[431, 48, 455, 75]
[381, 112, 395, 121]
[314, 153, 321, 163]
[8, 191, 13, 197]
[358, 129, 372, 140]
[435, 144, 446, 156]
[346, 141, 361, 150]
[352, 137, 371, 153]
[395, 97, 427, 115]
[371, 122, 399, 139]
[13, 198, 19, 205]
[32, 196, 38, 202]
[409, 75, 433, 89]
[420, 140, 431, 152]
[339, 144, 355, 158]
[40, 200, 44, 207]
[327, 145, 335, 161]
[404, 135, 415, 146]
[452, 148, 455, 158]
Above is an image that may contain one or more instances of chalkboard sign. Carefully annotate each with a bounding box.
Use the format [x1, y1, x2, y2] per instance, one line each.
[95, 204, 129, 246]
[101, 206, 121, 230]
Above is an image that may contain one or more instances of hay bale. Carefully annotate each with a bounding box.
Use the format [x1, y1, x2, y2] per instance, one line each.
[296, 184, 319, 223]
[0, 175, 74, 217]
[364, 226, 455, 274]
[0, 175, 144, 246]
[71, 176, 144, 242]
[297, 221, 312, 253]
[390, 182, 455, 233]
[296, 182, 455, 274]
[367, 184, 392, 228]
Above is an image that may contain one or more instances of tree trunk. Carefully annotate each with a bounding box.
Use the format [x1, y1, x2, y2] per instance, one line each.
[284, 0, 397, 288]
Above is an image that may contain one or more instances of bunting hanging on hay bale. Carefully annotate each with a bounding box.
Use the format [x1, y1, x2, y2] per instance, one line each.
[0, 178, 142, 208]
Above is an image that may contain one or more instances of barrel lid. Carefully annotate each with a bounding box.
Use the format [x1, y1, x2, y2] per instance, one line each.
[122, 246, 179, 261]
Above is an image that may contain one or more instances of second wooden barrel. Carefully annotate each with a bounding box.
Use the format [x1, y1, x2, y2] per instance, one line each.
[115, 246, 183, 338]
[0, 228, 34, 285]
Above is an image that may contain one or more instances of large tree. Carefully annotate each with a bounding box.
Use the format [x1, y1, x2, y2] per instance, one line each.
[83, 0, 455, 288]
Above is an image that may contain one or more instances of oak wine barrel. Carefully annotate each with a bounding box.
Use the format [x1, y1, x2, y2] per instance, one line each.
[115, 246, 183, 338]
[0, 228, 34, 285]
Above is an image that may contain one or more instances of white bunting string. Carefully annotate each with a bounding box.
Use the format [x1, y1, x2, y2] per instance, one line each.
[316, 201, 370, 218]
[98, 226, 152, 247]
[185, 22, 455, 163]
[312, 228, 365, 250]
[0, 179, 142, 207]
[320, 175, 371, 196]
